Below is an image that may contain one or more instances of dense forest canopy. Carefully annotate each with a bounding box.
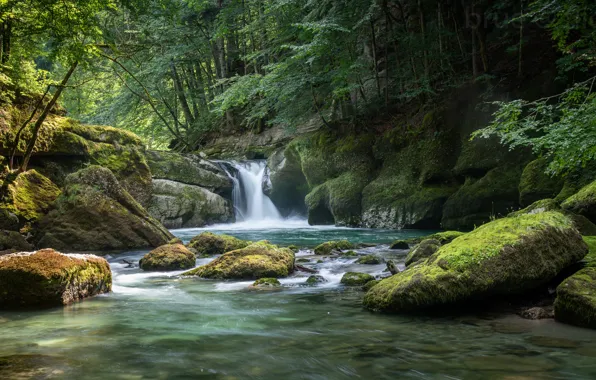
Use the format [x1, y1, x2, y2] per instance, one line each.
[0, 0, 595, 172]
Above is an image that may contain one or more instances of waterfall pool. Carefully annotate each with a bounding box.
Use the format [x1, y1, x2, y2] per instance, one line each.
[2, 224, 596, 379]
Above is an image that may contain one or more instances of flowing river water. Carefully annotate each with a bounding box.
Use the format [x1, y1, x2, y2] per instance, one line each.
[2, 222, 596, 379]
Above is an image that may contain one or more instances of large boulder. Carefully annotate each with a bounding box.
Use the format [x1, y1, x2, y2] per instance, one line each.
[183, 241, 294, 279]
[554, 268, 596, 329]
[139, 244, 196, 271]
[36, 166, 173, 251]
[146, 150, 232, 195]
[3, 170, 60, 225]
[147, 179, 233, 229]
[562, 179, 596, 223]
[0, 249, 111, 308]
[187, 232, 251, 257]
[363, 212, 587, 312]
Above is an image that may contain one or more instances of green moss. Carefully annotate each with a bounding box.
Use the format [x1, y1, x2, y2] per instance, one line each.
[362, 279, 380, 292]
[305, 275, 327, 285]
[139, 244, 196, 271]
[252, 278, 281, 287]
[341, 272, 375, 286]
[555, 267, 596, 329]
[518, 158, 564, 207]
[356, 255, 382, 265]
[6, 170, 60, 223]
[405, 239, 441, 267]
[341, 250, 358, 257]
[562, 179, 596, 222]
[183, 241, 295, 280]
[364, 212, 587, 312]
[406, 231, 466, 245]
[187, 232, 251, 257]
[583, 236, 596, 268]
[314, 240, 355, 255]
[0, 249, 112, 307]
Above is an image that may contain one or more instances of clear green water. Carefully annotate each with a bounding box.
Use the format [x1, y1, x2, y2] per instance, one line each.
[2, 224, 596, 379]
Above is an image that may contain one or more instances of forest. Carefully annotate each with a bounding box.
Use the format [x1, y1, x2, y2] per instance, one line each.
[1, 0, 596, 378]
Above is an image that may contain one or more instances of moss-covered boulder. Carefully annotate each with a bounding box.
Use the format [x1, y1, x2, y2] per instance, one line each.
[0, 230, 33, 254]
[442, 165, 525, 230]
[147, 179, 233, 229]
[187, 232, 251, 257]
[389, 240, 409, 250]
[36, 166, 173, 251]
[341, 272, 375, 286]
[562, 180, 596, 223]
[314, 240, 354, 255]
[305, 275, 327, 285]
[251, 278, 281, 289]
[139, 244, 196, 271]
[356, 255, 382, 265]
[3, 170, 60, 225]
[554, 268, 596, 329]
[406, 231, 466, 245]
[509, 199, 596, 236]
[146, 150, 232, 194]
[405, 239, 441, 267]
[519, 158, 564, 207]
[364, 212, 587, 313]
[183, 241, 295, 279]
[363, 279, 380, 292]
[0, 249, 111, 308]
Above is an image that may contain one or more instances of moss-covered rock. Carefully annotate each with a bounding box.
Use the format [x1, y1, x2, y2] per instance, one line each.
[146, 150, 232, 194]
[554, 268, 596, 329]
[139, 244, 196, 271]
[562, 180, 596, 223]
[582, 236, 596, 268]
[406, 231, 466, 245]
[314, 240, 354, 255]
[364, 212, 587, 313]
[362, 136, 459, 229]
[363, 279, 380, 292]
[519, 158, 564, 207]
[0, 230, 33, 254]
[405, 239, 441, 267]
[183, 241, 295, 279]
[356, 255, 382, 265]
[0, 249, 111, 308]
[251, 278, 281, 288]
[389, 240, 409, 250]
[341, 250, 358, 257]
[442, 165, 525, 230]
[4, 170, 60, 224]
[187, 232, 251, 257]
[305, 275, 327, 285]
[36, 166, 173, 251]
[509, 198, 596, 235]
[147, 179, 233, 229]
[341, 272, 375, 286]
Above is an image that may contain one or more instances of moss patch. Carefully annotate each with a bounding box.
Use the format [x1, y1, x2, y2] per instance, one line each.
[364, 212, 587, 312]
[562, 179, 596, 223]
[187, 232, 251, 257]
[519, 158, 564, 207]
[139, 244, 196, 271]
[405, 239, 441, 267]
[183, 241, 295, 280]
[5, 170, 60, 223]
[314, 240, 355, 255]
[356, 255, 382, 265]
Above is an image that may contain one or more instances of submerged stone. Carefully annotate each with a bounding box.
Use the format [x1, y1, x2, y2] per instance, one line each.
[0, 249, 111, 308]
[341, 272, 375, 286]
[364, 212, 587, 313]
[405, 239, 441, 267]
[314, 240, 354, 255]
[554, 267, 596, 329]
[183, 241, 294, 280]
[187, 232, 251, 257]
[139, 244, 196, 271]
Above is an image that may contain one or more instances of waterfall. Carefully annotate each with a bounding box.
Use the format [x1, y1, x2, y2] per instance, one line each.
[219, 160, 282, 222]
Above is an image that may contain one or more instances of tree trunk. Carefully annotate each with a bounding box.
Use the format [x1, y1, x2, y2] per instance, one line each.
[370, 20, 381, 99]
[170, 61, 194, 127]
[19, 62, 79, 172]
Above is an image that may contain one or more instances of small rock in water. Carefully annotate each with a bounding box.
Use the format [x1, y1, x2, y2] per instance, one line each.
[386, 260, 399, 275]
[389, 240, 409, 250]
[305, 275, 327, 286]
[296, 258, 310, 263]
[250, 278, 281, 290]
[519, 306, 554, 320]
[341, 272, 375, 286]
[356, 255, 382, 265]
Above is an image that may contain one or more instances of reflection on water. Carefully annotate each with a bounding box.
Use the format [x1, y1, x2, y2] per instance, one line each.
[2, 225, 596, 379]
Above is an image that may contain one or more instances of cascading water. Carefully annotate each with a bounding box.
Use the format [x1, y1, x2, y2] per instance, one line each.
[220, 160, 282, 222]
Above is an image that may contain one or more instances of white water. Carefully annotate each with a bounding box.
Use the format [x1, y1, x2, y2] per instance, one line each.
[223, 161, 284, 222]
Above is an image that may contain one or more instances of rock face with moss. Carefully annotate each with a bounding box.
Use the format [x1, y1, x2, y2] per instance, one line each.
[314, 240, 354, 255]
[183, 241, 294, 279]
[0, 249, 111, 308]
[405, 239, 441, 267]
[3, 170, 60, 227]
[139, 244, 196, 271]
[147, 179, 233, 229]
[363, 212, 587, 312]
[187, 232, 251, 257]
[0, 113, 153, 206]
[554, 268, 596, 329]
[518, 158, 564, 207]
[562, 180, 596, 223]
[36, 166, 173, 251]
